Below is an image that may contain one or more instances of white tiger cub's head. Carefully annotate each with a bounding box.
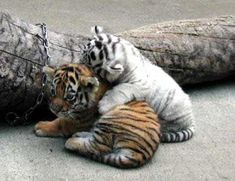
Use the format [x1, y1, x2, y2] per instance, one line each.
[81, 26, 139, 83]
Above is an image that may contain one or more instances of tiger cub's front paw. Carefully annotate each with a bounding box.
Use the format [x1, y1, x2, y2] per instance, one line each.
[34, 121, 63, 137]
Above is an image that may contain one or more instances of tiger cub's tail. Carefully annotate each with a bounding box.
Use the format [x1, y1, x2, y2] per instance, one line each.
[160, 126, 195, 143]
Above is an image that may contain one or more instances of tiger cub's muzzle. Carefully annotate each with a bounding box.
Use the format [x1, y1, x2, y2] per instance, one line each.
[50, 97, 69, 114]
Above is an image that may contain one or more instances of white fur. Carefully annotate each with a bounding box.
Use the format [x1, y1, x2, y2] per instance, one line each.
[97, 38, 194, 133]
[91, 26, 103, 35]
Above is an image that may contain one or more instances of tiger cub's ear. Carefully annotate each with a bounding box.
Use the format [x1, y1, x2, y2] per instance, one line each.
[79, 76, 99, 92]
[42, 66, 55, 81]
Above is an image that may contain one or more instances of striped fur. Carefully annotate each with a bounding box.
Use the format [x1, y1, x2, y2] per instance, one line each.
[65, 101, 160, 168]
[81, 26, 195, 143]
[41, 64, 161, 168]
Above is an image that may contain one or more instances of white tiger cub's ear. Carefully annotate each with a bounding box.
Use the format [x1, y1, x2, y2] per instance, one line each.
[91, 25, 103, 35]
[42, 66, 55, 81]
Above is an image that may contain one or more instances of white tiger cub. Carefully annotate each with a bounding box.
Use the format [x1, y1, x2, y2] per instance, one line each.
[81, 26, 195, 142]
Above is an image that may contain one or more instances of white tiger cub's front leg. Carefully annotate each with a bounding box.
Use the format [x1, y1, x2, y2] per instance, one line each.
[98, 83, 143, 114]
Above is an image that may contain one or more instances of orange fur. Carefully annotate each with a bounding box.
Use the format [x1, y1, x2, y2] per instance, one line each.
[35, 64, 161, 168]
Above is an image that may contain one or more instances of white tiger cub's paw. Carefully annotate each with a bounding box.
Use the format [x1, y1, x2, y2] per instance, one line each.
[98, 99, 113, 114]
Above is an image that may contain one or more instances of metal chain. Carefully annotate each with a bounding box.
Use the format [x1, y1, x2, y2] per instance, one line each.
[5, 23, 50, 126]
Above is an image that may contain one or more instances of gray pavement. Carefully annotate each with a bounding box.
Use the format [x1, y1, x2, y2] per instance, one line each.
[0, 1, 235, 180]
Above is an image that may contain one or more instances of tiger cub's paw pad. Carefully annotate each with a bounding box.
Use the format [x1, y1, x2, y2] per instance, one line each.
[65, 137, 82, 151]
[34, 121, 50, 137]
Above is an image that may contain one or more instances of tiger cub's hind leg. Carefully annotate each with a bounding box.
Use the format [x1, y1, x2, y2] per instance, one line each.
[101, 148, 146, 169]
[65, 132, 112, 157]
[65, 132, 151, 169]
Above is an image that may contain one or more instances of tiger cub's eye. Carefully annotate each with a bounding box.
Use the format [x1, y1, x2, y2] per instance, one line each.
[66, 93, 76, 102]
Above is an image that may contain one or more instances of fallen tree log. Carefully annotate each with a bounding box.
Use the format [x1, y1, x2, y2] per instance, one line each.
[0, 12, 234, 121]
[119, 16, 235, 85]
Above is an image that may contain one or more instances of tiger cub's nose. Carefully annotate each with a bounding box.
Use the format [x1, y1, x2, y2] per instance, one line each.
[50, 103, 63, 113]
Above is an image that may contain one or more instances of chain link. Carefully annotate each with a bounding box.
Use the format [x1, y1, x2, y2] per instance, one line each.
[5, 23, 50, 126]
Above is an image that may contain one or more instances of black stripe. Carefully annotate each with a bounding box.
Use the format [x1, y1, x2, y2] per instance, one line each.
[88, 138, 97, 152]
[69, 76, 76, 85]
[79, 94, 83, 102]
[118, 156, 124, 166]
[94, 125, 153, 158]
[146, 115, 158, 122]
[103, 44, 109, 60]
[61, 66, 74, 72]
[95, 41, 102, 49]
[93, 131, 111, 148]
[95, 26, 98, 34]
[175, 132, 181, 142]
[123, 155, 139, 167]
[170, 133, 175, 141]
[75, 71, 79, 80]
[188, 128, 193, 136]
[119, 107, 150, 115]
[147, 127, 161, 142]
[90, 51, 96, 61]
[87, 42, 91, 48]
[93, 62, 103, 71]
[181, 131, 187, 141]
[84, 92, 89, 107]
[96, 67, 103, 76]
[102, 115, 158, 127]
[77, 86, 81, 92]
[99, 50, 104, 60]
[105, 154, 112, 164]
[111, 41, 119, 54]
[97, 122, 155, 154]
[107, 34, 112, 44]
[87, 55, 91, 65]
[114, 142, 148, 160]
[111, 42, 116, 54]
[97, 35, 103, 41]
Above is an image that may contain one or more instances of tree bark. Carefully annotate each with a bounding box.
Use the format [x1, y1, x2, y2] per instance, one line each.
[119, 16, 235, 85]
[0, 12, 234, 119]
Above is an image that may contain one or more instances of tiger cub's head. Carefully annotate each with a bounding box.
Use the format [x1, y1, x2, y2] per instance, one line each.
[81, 26, 140, 83]
[43, 64, 103, 119]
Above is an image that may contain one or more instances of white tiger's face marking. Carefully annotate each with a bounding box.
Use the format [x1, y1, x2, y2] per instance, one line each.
[82, 32, 134, 82]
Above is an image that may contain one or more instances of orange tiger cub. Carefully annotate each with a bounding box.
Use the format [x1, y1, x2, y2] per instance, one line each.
[34, 64, 161, 168]
[66, 101, 160, 168]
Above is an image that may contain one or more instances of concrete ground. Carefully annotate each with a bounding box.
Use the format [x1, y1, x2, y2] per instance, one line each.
[0, 0, 235, 180]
